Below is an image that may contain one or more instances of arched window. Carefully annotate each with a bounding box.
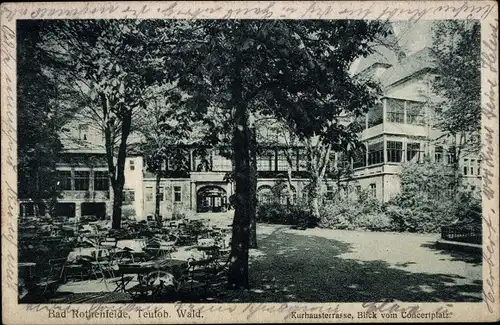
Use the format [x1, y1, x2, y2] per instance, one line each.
[279, 186, 297, 205]
[257, 185, 273, 204]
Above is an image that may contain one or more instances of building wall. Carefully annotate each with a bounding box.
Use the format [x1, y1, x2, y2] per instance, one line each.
[123, 156, 144, 220]
[55, 165, 112, 218]
[142, 179, 192, 219]
[385, 74, 430, 102]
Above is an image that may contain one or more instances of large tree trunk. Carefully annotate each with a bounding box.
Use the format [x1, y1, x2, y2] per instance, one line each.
[248, 126, 258, 249]
[308, 176, 322, 222]
[286, 166, 293, 205]
[228, 50, 251, 289]
[111, 110, 132, 230]
[100, 92, 132, 230]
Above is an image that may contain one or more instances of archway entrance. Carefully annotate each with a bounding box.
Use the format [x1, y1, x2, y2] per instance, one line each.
[197, 186, 227, 213]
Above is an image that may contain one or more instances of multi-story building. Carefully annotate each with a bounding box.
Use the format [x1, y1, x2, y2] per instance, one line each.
[51, 119, 111, 219]
[351, 47, 481, 201]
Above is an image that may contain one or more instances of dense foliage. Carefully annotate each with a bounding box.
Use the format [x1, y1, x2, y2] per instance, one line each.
[430, 20, 481, 184]
[318, 189, 392, 231]
[385, 161, 481, 232]
[257, 200, 317, 229]
[37, 20, 170, 229]
[17, 21, 69, 211]
[258, 161, 481, 234]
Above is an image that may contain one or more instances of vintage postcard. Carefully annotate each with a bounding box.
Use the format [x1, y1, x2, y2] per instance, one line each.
[1, 1, 499, 324]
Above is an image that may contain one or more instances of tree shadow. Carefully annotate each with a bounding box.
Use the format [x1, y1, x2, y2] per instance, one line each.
[221, 231, 482, 303]
[420, 242, 482, 267]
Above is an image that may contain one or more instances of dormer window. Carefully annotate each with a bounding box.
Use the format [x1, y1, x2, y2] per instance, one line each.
[79, 124, 89, 141]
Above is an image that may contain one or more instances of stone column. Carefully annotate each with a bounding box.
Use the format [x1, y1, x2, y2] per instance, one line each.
[75, 203, 82, 218]
[190, 182, 197, 212]
[383, 135, 388, 164]
[189, 148, 194, 171]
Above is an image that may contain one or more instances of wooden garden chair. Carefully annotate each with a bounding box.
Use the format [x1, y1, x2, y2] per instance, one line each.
[35, 258, 66, 296]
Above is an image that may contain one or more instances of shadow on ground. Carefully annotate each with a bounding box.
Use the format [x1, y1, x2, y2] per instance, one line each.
[219, 230, 482, 303]
[420, 242, 482, 267]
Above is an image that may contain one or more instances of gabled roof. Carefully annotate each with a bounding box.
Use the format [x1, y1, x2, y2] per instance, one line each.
[60, 135, 106, 154]
[379, 47, 436, 88]
[355, 44, 399, 76]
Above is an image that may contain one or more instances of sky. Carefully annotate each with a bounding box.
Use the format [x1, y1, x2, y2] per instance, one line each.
[350, 20, 434, 75]
[392, 20, 434, 54]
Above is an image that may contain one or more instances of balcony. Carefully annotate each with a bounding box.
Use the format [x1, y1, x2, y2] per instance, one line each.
[60, 190, 110, 201]
[190, 171, 228, 182]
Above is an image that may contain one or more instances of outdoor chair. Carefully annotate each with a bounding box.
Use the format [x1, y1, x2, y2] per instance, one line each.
[108, 267, 135, 293]
[35, 258, 66, 296]
[183, 255, 225, 297]
[62, 261, 85, 283]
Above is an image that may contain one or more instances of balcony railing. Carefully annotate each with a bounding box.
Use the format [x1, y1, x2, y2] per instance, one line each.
[60, 190, 110, 200]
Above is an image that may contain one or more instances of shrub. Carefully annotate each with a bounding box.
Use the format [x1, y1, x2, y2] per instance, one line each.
[256, 200, 316, 228]
[384, 193, 447, 233]
[122, 206, 137, 220]
[355, 213, 394, 231]
[289, 199, 317, 228]
[319, 196, 393, 231]
[382, 162, 483, 233]
[450, 190, 482, 224]
[319, 199, 360, 230]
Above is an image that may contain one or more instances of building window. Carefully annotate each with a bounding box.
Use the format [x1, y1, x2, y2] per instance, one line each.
[58, 171, 72, 190]
[145, 186, 153, 202]
[463, 159, 469, 175]
[406, 142, 422, 163]
[335, 151, 351, 170]
[325, 185, 334, 200]
[477, 160, 481, 175]
[387, 141, 403, 163]
[353, 144, 367, 168]
[368, 142, 383, 165]
[79, 124, 89, 141]
[174, 186, 182, 202]
[297, 149, 308, 171]
[446, 146, 456, 165]
[158, 187, 165, 201]
[129, 159, 135, 171]
[369, 183, 376, 197]
[386, 98, 405, 123]
[257, 149, 275, 171]
[407, 101, 425, 125]
[276, 149, 291, 171]
[94, 171, 109, 191]
[435, 146, 443, 163]
[74, 171, 90, 191]
[367, 102, 383, 128]
[212, 150, 232, 171]
[279, 186, 297, 205]
[470, 159, 477, 176]
[122, 190, 135, 203]
[257, 185, 273, 204]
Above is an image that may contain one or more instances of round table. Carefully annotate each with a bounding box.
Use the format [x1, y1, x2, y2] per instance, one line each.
[18, 262, 37, 280]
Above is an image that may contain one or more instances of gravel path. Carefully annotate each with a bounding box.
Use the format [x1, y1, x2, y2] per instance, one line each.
[221, 226, 482, 303]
